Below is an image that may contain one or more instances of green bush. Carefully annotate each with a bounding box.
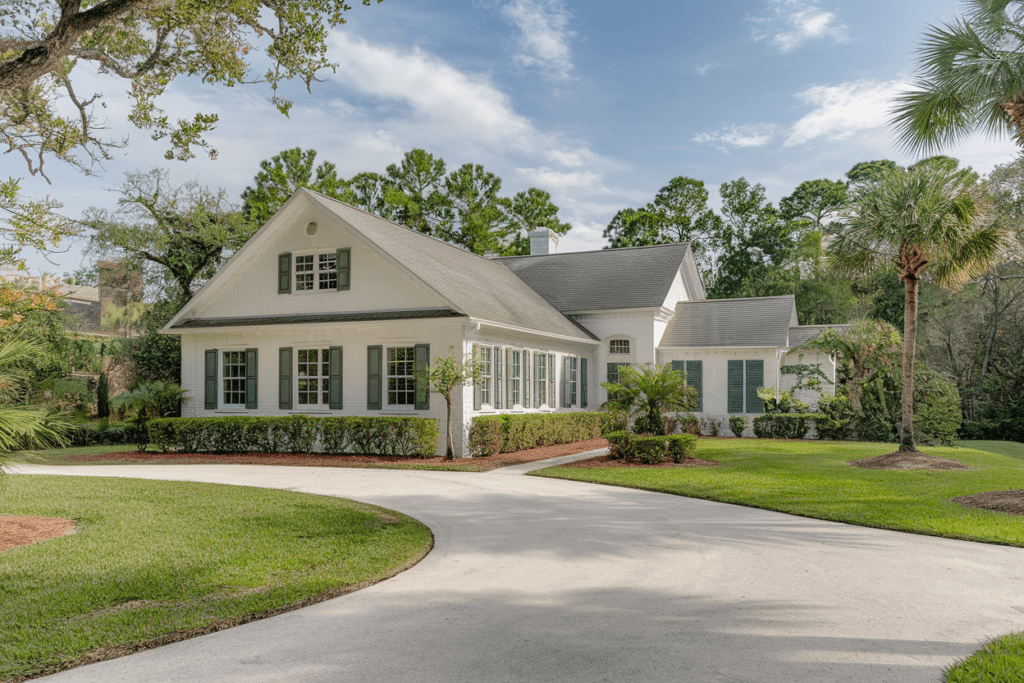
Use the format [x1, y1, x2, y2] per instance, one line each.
[815, 394, 853, 440]
[629, 435, 666, 464]
[666, 434, 697, 462]
[146, 415, 439, 457]
[913, 367, 961, 446]
[96, 373, 110, 419]
[605, 430, 628, 460]
[467, 412, 609, 456]
[677, 412, 700, 436]
[66, 420, 142, 447]
[752, 413, 814, 440]
[729, 415, 746, 437]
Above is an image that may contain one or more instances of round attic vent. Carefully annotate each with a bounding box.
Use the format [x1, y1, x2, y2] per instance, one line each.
[305, 221, 319, 236]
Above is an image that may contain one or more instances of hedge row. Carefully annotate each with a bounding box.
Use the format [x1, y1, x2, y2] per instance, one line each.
[467, 412, 620, 457]
[751, 413, 819, 440]
[606, 431, 697, 464]
[66, 421, 144, 447]
[147, 415, 440, 457]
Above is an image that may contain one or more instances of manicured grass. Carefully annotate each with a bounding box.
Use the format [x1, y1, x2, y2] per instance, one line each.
[532, 439, 1024, 546]
[0, 475, 432, 681]
[961, 440, 1024, 461]
[944, 632, 1024, 682]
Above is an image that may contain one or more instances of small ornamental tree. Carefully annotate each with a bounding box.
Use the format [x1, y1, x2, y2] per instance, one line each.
[96, 372, 110, 419]
[600, 363, 696, 435]
[422, 347, 483, 460]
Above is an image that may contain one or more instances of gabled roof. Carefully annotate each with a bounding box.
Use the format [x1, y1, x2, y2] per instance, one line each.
[660, 295, 799, 348]
[788, 324, 852, 347]
[495, 243, 702, 312]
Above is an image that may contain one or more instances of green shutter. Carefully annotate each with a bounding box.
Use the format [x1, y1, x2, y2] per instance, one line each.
[534, 354, 542, 409]
[570, 357, 577, 406]
[548, 353, 555, 407]
[523, 351, 531, 409]
[336, 248, 351, 291]
[414, 343, 430, 410]
[728, 360, 745, 414]
[279, 347, 293, 410]
[329, 346, 343, 409]
[278, 253, 291, 294]
[746, 359, 764, 414]
[367, 346, 382, 410]
[205, 349, 218, 409]
[561, 357, 569, 408]
[686, 360, 703, 412]
[494, 347, 502, 409]
[473, 345, 482, 411]
[581, 358, 588, 408]
[245, 348, 258, 409]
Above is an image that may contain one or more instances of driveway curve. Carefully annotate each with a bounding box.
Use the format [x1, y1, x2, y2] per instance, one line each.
[19, 452, 1024, 683]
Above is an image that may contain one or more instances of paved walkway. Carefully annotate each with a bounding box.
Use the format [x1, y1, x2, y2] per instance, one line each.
[18, 451, 1024, 683]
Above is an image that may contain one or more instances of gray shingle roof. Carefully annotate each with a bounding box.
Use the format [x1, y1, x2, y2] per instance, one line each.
[172, 308, 464, 329]
[495, 243, 694, 311]
[660, 295, 798, 348]
[306, 191, 598, 342]
[788, 324, 852, 347]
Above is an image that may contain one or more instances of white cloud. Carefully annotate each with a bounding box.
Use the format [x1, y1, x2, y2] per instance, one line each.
[784, 79, 904, 146]
[499, 0, 575, 82]
[692, 123, 778, 149]
[694, 62, 719, 77]
[516, 166, 603, 192]
[750, 0, 849, 52]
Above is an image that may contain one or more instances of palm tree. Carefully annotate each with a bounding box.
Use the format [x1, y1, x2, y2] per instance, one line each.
[892, 1, 1024, 151]
[828, 165, 1012, 452]
[600, 363, 696, 435]
[0, 338, 68, 476]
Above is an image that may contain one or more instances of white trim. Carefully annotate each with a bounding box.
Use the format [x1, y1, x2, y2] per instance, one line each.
[471, 318, 599, 345]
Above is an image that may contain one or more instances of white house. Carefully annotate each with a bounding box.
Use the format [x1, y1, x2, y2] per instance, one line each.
[163, 189, 845, 455]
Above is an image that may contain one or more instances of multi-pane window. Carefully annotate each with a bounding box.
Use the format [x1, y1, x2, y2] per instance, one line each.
[478, 346, 492, 406]
[222, 351, 246, 406]
[318, 253, 337, 290]
[387, 347, 416, 406]
[509, 350, 521, 406]
[535, 354, 547, 407]
[607, 362, 630, 384]
[609, 339, 630, 355]
[295, 253, 337, 291]
[297, 349, 330, 405]
[570, 357, 578, 406]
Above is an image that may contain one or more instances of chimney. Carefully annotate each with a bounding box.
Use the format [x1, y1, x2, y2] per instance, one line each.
[528, 228, 559, 255]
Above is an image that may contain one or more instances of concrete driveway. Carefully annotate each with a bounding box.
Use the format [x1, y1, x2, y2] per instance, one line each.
[19, 451, 1024, 683]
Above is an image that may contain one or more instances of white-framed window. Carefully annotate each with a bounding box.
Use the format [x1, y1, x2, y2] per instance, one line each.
[297, 348, 330, 406]
[478, 345, 493, 406]
[509, 350, 521, 406]
[387, 346, 416, 406]
[609, 339, 630, 355]
[295, 252, 337, 292]
[535, 353, 547, 407]
[570, 356, 578, 406]
[222, 350, 247, 406]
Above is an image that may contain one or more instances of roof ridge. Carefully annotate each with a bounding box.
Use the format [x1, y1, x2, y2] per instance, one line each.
[495, 242, 691, 260]
[676, 294, 795, 306]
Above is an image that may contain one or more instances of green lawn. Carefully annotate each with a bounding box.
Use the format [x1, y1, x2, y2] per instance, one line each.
[532, 439, 1024, 546]
[944, 632, 1024, 682]
[0, 475, 432, 681]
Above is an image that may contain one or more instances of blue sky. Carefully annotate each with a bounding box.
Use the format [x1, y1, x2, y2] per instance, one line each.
[12, 0, 1021, 275]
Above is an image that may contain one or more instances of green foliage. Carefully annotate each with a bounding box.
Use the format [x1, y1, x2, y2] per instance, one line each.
[148, 415, 439, 457]
[699, 415, 721, 437]
[111, 382, 186, 450]
[604, 431, 697, 464]
[913, 367, 962, 446]
[0, 283, 74, 395]
[0, 338, 70, 464]
[126, 299, 183, 385]
[815, 394, 854, 441]
[0, 178, 80, 270]
[846, 160, 901, 185]
[424, 346, 482, 458]
[242, 148, 355, 223]
[467, 412, 610, 457]
[943, 631, 1024, 683]
[729, 415, 747, 438]
[756, 387, 809, 414]
[601, 362, 696, 435]
[779, 178, 848, 233]
[96, 373, 110, 419]
[65, 420, 143, 447]
[752, 413, 815, 440]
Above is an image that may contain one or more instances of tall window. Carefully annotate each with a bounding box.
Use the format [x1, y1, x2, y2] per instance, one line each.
[607, 362, 629, 384]
[509, 350, 521, 406]
[387, 347, 416, 406]
[297, 349, 330, 405]
[295, 252, 337, 291]
[478, 346, 492, 406]
[222, 351, 246, 406]
[609, 339, 630, 355]
[569, 357, 577, 406]
[535, 353, 547, 407]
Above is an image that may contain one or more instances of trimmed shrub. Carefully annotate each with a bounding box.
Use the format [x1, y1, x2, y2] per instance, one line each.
[66, 420, 142, 447]
[699, 416, 721, 437]
[467, 412, 608, 456]
[913, 367, 961, 446]
[752, 413, 814, 440]
[666, 434, 697, 462]
[677, 412, 700, 436]
[146, 416, 440, 457]
[815, 394, 853, 440]
[729, 415, 746, 438]
[629, 436, 666, 464]
[606, 430, 628, 460]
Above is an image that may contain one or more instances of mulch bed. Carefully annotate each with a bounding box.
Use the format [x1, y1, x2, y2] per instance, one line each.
[954, 490, 1024, 516]
[0, 515, 76, 553]
[67, 438, 610, 472]
[561, 455, 720, 468]
[849, 451, 972, 471]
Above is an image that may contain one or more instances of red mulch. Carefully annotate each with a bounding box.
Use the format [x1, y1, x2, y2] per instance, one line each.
[560, 454, 720, 468]
[0, 515, 76, 553]
[849, 451, 972, 471]
[954, 490, 1024, 516]
[68, 439, 610, 472]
